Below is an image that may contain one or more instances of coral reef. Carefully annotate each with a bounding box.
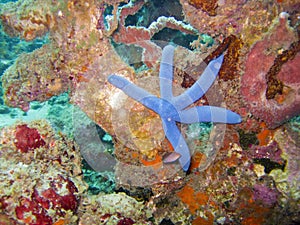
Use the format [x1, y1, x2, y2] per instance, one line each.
[14, 124, 46, 152]
[181, 0, 300, 46]
[0, 23, 47, 76]
[187, 0, 218, 16]
[241, 15, 300, 129]
[109, 45, 241, 171]
[1, 0, 116, 113]
[111, 0, 197, 67]
[77, 193, 151, 224]
[2, 43, 71, 111]
[0, 120, 86, 224]
[0, 0, 55, 40]
[0, 0, 300, 224]
[181, 0, 278, 44]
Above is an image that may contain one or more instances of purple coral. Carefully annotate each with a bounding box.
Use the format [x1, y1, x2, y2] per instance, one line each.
[253, 184, 278, 207]
[246, 141, 283, 164]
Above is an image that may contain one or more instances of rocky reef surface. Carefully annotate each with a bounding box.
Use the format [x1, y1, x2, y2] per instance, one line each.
[0, 0, 300, 224]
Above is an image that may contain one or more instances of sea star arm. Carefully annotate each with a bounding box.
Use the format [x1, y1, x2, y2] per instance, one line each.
[172, 54, 224, 110]
[108, 74, 155, 102]
[108, 73, 191, 171]
[159, 45, 175, 101]
[161, 118, 191, 171]
[108, 74, 177, 116]
[177, 105, 242, 124]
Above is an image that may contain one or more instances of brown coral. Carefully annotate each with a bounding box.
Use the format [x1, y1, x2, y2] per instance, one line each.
[266, 38, 300, 99]
[181, 0, 279, 45]
[187, 0, 218, 16]
[218, 35, 243, 81]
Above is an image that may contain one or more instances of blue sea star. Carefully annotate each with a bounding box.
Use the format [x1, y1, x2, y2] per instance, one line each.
[108, 45, 242, 171]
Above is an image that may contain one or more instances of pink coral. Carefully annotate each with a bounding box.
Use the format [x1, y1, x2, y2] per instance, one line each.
[14, 124, 46, 153]
[33, 175, 78, 212]
[246, 141, 284, 165]
[13, 176, 78, 225]
[0, 121, 86, 224]
[241, 16, 300, 129]
[111, 1, 197, 67]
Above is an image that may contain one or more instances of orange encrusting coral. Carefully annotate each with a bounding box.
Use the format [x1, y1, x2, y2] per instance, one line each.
[256, 122, 275, 146]
[189, 152, 206, 171]
[192, 211, 214, 225]
[140, 154, 162, 169]
[177, 185, 211, 214]
[177, 185, 198, 214]
[53, 219, 65, 225]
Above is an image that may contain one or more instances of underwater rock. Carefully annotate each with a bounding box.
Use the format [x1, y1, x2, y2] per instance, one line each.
[2, 44, 70, 111]
[181, 0, 279, 45]
[270, 124, 300, 201]
[0, 120, 86, 224]
[241, 15, 300, 129]
[78, 193, 151, 224]
[0, 0, 55, 40]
